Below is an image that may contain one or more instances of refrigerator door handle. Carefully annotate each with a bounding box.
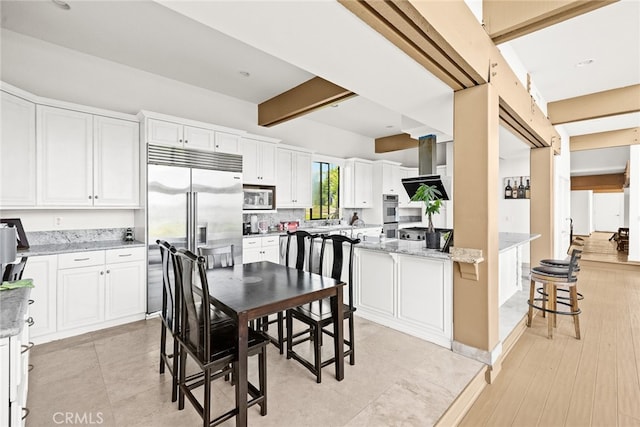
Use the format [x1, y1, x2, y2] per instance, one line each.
[193, 192, 199, 251]
[186, 192, 192, 251]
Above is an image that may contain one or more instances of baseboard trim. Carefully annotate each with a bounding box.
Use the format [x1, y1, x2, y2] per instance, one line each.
[434, 365, 489, 427]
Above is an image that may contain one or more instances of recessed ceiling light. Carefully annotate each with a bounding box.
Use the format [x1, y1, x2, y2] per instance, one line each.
[51, 0, 70, 10]
[330, 104, 339, 108]
[576, 58, 595, 67]
[238, 71, 250, 77]
[385, 125, 394, 129]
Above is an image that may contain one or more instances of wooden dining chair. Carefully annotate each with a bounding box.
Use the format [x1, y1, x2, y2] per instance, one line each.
[286, 234, 360, 383]
[198, 244, 234, 269]
[2, 256, 28, 281]
[173, 247, 268, 426]
[157, 240, 181, 403]
[260, 230, 319, 354]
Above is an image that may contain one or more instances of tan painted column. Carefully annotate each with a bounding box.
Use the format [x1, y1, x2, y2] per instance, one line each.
[452, 83, 500, 362]
[530, 147, 555, 265]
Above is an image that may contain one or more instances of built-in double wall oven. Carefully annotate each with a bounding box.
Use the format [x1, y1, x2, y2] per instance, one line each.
[382, 194, 399, 239]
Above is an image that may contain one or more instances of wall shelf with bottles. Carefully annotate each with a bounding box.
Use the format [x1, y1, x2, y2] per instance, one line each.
[504, 176, 531, 199]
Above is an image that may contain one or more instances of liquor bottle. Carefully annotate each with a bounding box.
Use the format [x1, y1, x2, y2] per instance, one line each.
[517, 177, 525, 199]
[525, 178, 531, 199]
[504, 179, 512, 199]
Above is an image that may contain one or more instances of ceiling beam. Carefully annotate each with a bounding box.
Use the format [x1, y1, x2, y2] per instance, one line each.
[338, 0, 560, 150]
[548, 84, 640, 125]
[375, 133, 418, 153]
[571, 173, 626, 192]
[258, 76, 356, 127]
[570, 127, 639, 151]
[484, 0, 618, 44]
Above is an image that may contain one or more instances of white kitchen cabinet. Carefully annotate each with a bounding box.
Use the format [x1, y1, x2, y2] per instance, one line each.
[381, 162, 401, 195]
[277, 148, 312, 208]
[37, 105, 140, 207]
[214, 131, 242, 155]
[1, 320, 30, 427]
[242, 137, 277, 185]
[355, 248, 453, 348]
[57, 252, 106, 331]
[21, 255, 57, 339]
[93, 116, 139, 206]
[104, 247, 146, 320]
[243, 236, 280, 264]
[146, 117, 242, 154]
[399, 167, 420, 207]
[343, 159, 373, 208]
[37, 105, 94, 206]
[0, 91, 36, 207]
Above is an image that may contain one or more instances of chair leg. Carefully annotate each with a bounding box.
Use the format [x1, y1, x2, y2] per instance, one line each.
[286, 311, 293, 360]
[203, 367, 211, 427]
[259, 348, 267, 416]
[348, 315, 355, 366]
[159, 323, 166, 374]
[277, 312, 284, 355]
[546, 283, 553, 339]
[178, 344, 187, 410]
[171, 335, 179, 403]
[314, 324, 322, 384]
[570, 286, 581, 340]
[527, 278, 535, 327]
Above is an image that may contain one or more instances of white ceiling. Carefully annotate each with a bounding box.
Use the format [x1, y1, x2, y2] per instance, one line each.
[1, 0, 637, 172]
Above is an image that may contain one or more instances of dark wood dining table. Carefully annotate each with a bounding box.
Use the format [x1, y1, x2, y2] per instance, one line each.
[203, 261, 346, 427]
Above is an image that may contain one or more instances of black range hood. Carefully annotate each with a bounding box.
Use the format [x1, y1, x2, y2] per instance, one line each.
[401, 175, 449, 201]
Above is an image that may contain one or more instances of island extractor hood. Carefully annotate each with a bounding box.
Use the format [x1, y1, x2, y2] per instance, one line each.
[401, 134, 450, 200]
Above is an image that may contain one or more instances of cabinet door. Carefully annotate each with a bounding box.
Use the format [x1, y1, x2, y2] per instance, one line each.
[0, 91, 36, 207]
[214, 131, 242, 155]
[184, 125, 215, 151]
[22, 255, 57, 339]
[242, 138, 260, 184]
[382, 163, 401, 195]
[357, 250, 394, 315]
[147, 119, 183, 146]
[262, 246, 280, 264]
[354, 162, 373, 208]
[105, 261, 145, 320]
[37, 106, 93, 206]
[243, 247, 262, 264]
[57, 265, 105, 331]
[276, 149, 294, 207]
[94, 116, 140, 206]
[259, 142, 277, 185]
[294, 152, 312, 207]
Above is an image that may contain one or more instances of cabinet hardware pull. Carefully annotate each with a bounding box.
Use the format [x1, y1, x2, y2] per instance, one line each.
[88, 195, 92, 199]
[26, 317, 34, 327]
[106, 270, 110, 274]
[118, 253, 132, 257]
[94, 195, 99, 199]
[74, 258, 90, 261]
[21, 342, 34, 354]
[179, 139, 183, 143]
[100, 271, 104, 275]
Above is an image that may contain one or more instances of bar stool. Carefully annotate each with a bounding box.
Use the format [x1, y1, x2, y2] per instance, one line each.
[527, 248, 582, 339]
[538, 239, 584, 304]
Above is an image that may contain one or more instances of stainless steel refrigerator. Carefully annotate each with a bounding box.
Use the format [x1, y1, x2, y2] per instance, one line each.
[146, 145, 243, 313]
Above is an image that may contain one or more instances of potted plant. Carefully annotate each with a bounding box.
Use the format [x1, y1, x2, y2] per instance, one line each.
[411, 183, 443, 249]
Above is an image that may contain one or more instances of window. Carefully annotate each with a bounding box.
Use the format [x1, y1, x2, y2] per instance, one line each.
[306, 161, 340, 220]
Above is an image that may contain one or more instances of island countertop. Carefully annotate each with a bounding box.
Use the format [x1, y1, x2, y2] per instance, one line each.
[356, 239, 452, 260]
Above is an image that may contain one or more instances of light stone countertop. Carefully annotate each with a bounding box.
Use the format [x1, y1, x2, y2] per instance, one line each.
[499, 233, 540, 253]
[0, 287, 31, 338]
[242, 224, 383, 239]
[18, 240, 145, 257]
[356, 239, 452, 260]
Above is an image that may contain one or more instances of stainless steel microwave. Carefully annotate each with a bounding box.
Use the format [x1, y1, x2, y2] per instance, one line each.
[243, 185, 276, 210]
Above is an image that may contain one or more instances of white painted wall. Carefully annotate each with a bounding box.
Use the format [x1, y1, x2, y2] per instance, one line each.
[629, 145, 639, 262]
[593, 193, 624, 232]
[499, 154, 530, 262]
[554, 129, 572, 258]
[624, 187, 630, 228]
[571, 190, 593, 236]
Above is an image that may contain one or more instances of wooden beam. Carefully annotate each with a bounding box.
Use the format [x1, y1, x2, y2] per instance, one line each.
[258, 77, 356, 127]
[375, 133, 418, 153]
[548, 84, 640, 125]
[570, 127, 639, 151]
[338, 0, 560, 150]
[571, 173, 626, 191]
[484, 0, 618, 44]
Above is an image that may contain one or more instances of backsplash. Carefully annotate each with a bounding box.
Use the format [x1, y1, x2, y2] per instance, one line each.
[26, 228, 131, 245]
[243, 208, 364, 227]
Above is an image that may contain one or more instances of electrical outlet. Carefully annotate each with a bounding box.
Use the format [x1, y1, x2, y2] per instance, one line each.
[55, 217, 63, 226]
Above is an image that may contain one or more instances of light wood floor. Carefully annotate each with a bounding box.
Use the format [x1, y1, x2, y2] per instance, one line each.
[460, 235, 640, 426]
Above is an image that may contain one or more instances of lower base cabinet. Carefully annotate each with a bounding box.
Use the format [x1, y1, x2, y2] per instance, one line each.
[355, 248, 453, 348]
[243, 236, 280, 264]
[1, 303, 31, 427]
[22, 247, 146, 344]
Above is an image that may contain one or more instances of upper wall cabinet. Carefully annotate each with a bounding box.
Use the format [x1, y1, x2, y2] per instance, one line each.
[399, 167, 420, 208]
[145, 117, 242, 155]
[0, 91, 36, 207]
[243, 136, 277, 185]
[37, 105, 139, 207]
[276, 147, 312, 208]
[343, 158, 373, 208]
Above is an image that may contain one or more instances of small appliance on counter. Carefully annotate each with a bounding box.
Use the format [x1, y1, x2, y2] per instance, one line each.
[250, 215, 258, 233]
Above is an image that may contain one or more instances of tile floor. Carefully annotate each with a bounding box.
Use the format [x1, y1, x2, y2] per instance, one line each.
[26, 315, 484, 427]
